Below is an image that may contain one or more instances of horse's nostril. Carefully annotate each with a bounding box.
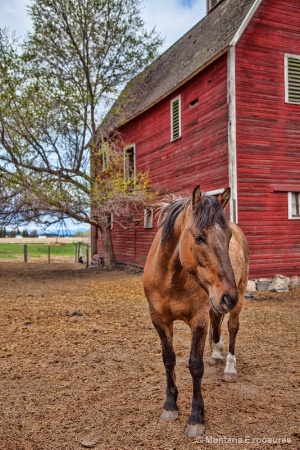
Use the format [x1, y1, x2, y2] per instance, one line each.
[221, 294, 230, 309]
[221, 293, 238, 310]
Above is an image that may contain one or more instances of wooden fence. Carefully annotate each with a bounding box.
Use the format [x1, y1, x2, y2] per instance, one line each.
[20, 242, 90, 267]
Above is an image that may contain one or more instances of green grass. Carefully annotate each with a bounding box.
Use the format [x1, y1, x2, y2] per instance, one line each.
[0, 243, 75, 259]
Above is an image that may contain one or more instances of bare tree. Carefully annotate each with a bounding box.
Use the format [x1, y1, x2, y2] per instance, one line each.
[0, 0, 163, 269]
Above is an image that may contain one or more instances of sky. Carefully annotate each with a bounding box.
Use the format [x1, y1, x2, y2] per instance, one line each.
[0, 0, 207, 51]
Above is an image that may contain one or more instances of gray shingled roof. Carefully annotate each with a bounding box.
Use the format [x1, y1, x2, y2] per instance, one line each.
[101, 0, 257, 133]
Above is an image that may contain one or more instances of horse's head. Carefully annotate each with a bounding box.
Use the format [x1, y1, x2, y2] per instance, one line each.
[179, 186, 238, 315]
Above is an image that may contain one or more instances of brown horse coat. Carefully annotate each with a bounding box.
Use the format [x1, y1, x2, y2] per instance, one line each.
[143, 186, 249, 437]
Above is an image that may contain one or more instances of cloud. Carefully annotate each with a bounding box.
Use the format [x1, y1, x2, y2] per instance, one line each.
[141, 0, 206, 51]
[180, 0, 198, 7]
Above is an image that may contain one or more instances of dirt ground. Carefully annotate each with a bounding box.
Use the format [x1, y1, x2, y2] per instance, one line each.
[0, 262, 299, 450]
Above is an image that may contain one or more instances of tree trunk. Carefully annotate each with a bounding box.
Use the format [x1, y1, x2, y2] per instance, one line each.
[98, 218, 118, 270]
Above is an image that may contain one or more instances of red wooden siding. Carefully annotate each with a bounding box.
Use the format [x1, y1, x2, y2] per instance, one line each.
[96, 0, 300, 278]
[107, 55, 230, 266]
[236, 0, 300, 277]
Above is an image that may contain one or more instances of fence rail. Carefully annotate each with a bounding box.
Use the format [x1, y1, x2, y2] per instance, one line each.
[0, 241, 91, 267]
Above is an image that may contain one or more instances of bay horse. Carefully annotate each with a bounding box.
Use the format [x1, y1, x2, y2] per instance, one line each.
[143, 186, 249, 437]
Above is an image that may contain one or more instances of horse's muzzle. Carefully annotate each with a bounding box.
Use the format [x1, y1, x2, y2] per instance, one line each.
[210, 293, 238, 315]
[220, 292, 238, 312]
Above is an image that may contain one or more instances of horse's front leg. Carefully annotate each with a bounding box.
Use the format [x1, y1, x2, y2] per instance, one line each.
[153, 320, 179, 421]
[209, 309, 224, 365]
[185, 320, 208, 437]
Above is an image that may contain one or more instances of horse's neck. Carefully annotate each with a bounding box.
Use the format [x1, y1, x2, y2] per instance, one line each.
[158, 211, 197, 291]
[159, 212, 184, 269]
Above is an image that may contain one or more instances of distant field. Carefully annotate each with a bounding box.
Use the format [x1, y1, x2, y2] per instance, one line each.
[0, 243, 76, 260]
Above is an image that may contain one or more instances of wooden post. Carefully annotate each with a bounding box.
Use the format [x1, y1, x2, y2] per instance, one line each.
[48, 246, 51, 264]
[74, 243, 78, 262]
[85, 246, 89, 268]
[24, 244, 28, 263]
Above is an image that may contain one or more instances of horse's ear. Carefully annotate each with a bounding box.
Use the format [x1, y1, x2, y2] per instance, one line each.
[217, 187, 231, 208]
[192, 185, 202, 208]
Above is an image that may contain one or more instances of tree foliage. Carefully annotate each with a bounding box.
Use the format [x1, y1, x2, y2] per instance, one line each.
[0, 0, 163, 267]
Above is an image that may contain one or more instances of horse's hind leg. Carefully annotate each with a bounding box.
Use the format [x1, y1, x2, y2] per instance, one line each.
[224, 296, 243, 382]
[152, 319, 179, 421]
[209, 309, 224, 365]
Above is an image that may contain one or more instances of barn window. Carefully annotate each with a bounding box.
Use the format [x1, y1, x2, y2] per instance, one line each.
[144, 208, 154, 229]
[100, 140, 109, 171]
[206, 188, 225, 196]
[108, 213, 113, 229]
[124, 145, 135, 191]
[207, 0, 221, 12]
[190, 98, 199, 107]
[170, 96, 181, 141]
[288, 192, 300, 219]
[285, 54, 300, 104]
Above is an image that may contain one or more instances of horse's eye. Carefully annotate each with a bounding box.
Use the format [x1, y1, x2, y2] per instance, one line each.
[194, 235, 205, 244]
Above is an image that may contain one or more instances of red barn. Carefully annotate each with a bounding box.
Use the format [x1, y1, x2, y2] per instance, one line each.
[93, 0, 300, 279]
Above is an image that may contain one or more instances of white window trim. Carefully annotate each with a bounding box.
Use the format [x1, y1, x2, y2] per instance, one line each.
[124, 144, 136, 185]
[288, 192, 300, 220]
[206, 188, 225, 196]
[284, 53, 300, 104]
[170, 95, 182, 141]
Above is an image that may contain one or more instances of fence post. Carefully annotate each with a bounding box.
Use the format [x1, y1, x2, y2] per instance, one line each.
[74, 243, 78, 262]
[24, 244, 28, 263]
[48, 246, 51, 264]
[85, 246, 89, 268]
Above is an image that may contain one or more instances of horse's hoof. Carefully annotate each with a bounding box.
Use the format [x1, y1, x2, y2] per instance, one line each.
[223, 372, 237, 382]
[184, 423, 205, 437]
[209, 357, 223, 366]
[161, 409, 179, 422]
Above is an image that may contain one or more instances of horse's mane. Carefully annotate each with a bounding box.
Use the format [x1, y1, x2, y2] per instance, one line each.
[158, 194, 229, 245]
[158, 196, 191, 245]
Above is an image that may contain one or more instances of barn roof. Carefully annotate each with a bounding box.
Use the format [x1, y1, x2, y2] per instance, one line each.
[101, 0, 259, 133]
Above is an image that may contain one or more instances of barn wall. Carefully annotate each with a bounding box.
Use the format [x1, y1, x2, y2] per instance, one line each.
[236, 0, 300, 277]
[101, 55, 229, 266]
